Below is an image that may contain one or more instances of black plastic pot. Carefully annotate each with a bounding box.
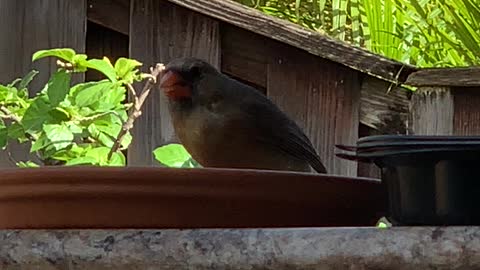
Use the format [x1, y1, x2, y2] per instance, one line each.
[336, 135, 480, 226]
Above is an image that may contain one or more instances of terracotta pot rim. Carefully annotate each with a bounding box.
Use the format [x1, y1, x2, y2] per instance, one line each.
[0, 166, 386, 229]
[0, 166, 380, 182]
[0, 166, 382, 203]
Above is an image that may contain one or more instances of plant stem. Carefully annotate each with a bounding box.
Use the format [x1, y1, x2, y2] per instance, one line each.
[107, 63, 165, 161]
[0, 106, 38, 141]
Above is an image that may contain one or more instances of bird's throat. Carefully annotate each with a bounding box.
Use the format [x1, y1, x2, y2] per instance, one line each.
[163, 85, 192, 100]
[160, 70, 192, 100]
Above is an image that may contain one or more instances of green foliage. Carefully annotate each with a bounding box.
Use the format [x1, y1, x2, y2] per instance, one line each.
[0, 48, 147, 167]
[2, 48, 199, 169]
[235, 0, 480, 68]
[153, 143, 201, 168]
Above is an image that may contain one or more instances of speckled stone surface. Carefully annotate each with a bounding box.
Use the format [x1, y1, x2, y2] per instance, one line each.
[0, 227, 479, 269]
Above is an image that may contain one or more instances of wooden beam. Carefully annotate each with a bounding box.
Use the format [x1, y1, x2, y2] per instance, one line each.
[406, 67, 480, 87]
[266, 43, 360, 176]
[166, 0, 416, 83]
[87, 0, 129, 35]
[409, 87, 454, 135]
[220, 24, 268, 88]
[453, 87, 480, 135]
[360, 76, 410, 133]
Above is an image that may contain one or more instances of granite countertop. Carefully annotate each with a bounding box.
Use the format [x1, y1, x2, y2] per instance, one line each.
[0, 227, 479, 270]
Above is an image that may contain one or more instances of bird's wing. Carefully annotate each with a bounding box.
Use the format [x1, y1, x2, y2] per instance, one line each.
[242, 95, 328, 174]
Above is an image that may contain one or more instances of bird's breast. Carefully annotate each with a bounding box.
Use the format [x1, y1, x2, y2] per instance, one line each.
[170, 107, 311, 172]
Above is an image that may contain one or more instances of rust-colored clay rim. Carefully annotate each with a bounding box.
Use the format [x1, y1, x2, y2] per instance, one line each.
[0, 167, 386, 229]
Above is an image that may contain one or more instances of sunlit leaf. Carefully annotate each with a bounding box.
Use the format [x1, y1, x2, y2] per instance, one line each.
[43, 123, 74, 150]
[85, 58, 117, 82]
[32, 48, 76, 62]
[47, 70, 71, 107]
[153, 143, 194, 168]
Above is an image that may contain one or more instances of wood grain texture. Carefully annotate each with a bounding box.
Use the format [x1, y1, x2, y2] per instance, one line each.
[267, 45, 360, 176]
[453, 87, 480, 135]
[406, 68, 480, 87]
[409, 87, 454, 135]
[360, 76, 410, 133]
[0, 0, 86, 167]
[166, 0, 416, 83]
[220, 24, 268, 88]
[129, 0, 220, 166]
[87, 0, 130, 35]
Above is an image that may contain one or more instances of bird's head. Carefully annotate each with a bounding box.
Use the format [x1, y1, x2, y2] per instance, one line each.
[159, 57, 219, 102]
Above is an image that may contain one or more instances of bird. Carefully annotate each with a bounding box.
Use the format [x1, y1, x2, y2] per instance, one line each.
[158, 57, 327, 174]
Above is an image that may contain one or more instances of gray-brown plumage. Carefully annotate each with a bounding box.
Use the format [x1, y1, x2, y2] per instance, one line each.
[159, 57, 327, 174]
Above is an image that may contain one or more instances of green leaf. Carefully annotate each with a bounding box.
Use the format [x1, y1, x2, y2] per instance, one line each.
[0, 85, 9, 99]
[52, 144, 87, 161]
[73, 81, 113, 107]
[376, 217, 392, 228]
[43, 123, 74, 150]
[85, 58, 117, 82]
[108, 152, 126, 166]
[65, 156, 99, 166]
[114, 58, 142, 84]
[0, 121, 7, 149]
[66, 122, 83, 134]
[153, 143, 193, 167]
[30, 133, 50, 152]
[16, 161, 40, 168]
[22, 96, 53, 132]
[7, 123, 25, 140]
[32, 48, 76, 62]
[181, 157, 202, 168]
[18, 70, 39, 91]
[47, 70, 71, 107]
[121, 132, 132, 149]
[83, 146, 111, 165]
[97, 85, 126, 111]
[47, 108, 70, 122]
[87, 123, 114, 147]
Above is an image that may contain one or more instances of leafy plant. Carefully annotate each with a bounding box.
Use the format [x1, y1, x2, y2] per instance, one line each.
[0, 48, 165, 167]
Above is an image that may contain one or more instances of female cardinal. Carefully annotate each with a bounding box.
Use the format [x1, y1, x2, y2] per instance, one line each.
[159, 57, 327, 174]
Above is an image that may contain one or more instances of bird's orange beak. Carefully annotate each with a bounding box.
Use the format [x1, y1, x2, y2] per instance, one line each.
[159, 70, 192, 100]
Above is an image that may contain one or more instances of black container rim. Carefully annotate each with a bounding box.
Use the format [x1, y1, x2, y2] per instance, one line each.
[336, 146, 480, 161]
[358, 135, 480, 144]
[355, 141, 480, 150]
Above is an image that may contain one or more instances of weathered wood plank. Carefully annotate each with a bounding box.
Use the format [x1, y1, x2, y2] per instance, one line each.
[360, 76, 410, 133]
[129, 0, 220, 166]
[0, 0, 86, 167]
[406, 68, 480, 87]
[220, 24, 268, 88]
[453, 87, 480, 135]
[166, 0, 416, 83]
[87, 0, 130, 35]
[267, 44, 360, 176]
[409, 87, 454, 135]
